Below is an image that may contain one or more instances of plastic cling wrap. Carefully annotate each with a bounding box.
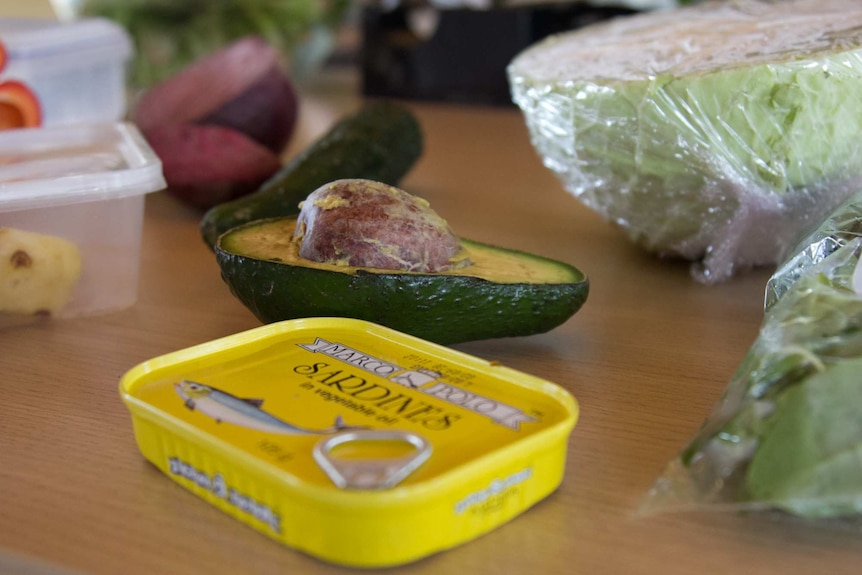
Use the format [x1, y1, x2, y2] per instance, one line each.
[508, 0, 862, 283]
[765, 192, 862, 307]
[641, 191, 862, 518]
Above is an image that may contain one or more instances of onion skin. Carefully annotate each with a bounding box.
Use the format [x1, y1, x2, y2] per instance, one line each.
[133, 36, 298, 209]
[144, 124, 282, 209]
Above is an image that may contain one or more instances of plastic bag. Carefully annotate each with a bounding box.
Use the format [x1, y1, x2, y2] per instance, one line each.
[641, 190, 862, 518]
[508, 0, 862, 283]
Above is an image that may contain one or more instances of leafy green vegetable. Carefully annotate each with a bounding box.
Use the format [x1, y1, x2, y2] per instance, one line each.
[645, 190, 862, 518]
[745, 359, 862, 518]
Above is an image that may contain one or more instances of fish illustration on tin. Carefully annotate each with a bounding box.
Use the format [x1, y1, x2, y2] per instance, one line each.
[174, 380, 363, 435]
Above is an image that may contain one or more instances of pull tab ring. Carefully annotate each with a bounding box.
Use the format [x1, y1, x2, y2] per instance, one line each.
[313, 430, 432, 490]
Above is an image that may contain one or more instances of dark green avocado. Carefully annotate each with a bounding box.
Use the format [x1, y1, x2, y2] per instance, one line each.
[200, 100, 423, 249]
[215, 217, 589, 345]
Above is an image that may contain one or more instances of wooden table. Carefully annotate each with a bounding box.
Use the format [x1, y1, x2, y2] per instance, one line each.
[2, 70, 861, 575]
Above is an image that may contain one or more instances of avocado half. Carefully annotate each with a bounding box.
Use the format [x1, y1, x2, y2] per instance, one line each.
[215, 217, 589, 345]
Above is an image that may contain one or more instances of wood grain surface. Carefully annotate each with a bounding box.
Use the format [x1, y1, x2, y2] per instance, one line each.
[2, 70, 861, 575]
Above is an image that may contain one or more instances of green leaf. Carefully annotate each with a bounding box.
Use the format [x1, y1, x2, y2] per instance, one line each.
[745, 358, 862, 517]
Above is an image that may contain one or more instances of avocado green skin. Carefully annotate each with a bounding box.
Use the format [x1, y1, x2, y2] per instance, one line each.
[200, 100, 423, 248]
[215, 242, 589, 345]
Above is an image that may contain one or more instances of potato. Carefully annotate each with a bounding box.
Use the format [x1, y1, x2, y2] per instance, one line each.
[0, 227, 82, 316]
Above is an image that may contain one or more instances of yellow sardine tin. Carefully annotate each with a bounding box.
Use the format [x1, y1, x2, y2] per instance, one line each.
[119, 318, 578, 568]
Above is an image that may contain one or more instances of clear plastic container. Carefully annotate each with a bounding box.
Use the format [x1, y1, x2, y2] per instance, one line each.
[0, 122, 165, 327]
[0, 17, 133, 127]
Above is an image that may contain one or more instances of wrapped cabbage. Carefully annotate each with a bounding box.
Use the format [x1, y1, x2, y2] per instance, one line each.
[508, 0, 862, 283]
[641, 191, 862, 518]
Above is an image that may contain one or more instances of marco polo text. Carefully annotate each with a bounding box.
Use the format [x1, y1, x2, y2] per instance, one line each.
[296, 338, 538, 431]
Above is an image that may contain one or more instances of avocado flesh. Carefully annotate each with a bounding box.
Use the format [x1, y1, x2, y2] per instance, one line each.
[216, 217, 588, 344]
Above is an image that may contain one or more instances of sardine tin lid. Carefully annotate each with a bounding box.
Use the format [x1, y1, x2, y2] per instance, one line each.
[119, 318, 578, 568]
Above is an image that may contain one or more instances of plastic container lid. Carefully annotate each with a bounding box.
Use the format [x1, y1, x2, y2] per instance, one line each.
[0, 18, 132, 72]
[119, 318, 579, 568]
[0, 122, 165, 212]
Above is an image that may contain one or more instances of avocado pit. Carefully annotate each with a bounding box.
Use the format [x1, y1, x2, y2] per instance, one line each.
[293, 179, 470, 273]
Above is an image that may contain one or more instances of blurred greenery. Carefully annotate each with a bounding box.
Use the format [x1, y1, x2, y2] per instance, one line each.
[80, 0, 352, 88]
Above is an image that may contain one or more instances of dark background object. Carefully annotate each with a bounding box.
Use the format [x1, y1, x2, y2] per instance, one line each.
[360, 3, 638, 106]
